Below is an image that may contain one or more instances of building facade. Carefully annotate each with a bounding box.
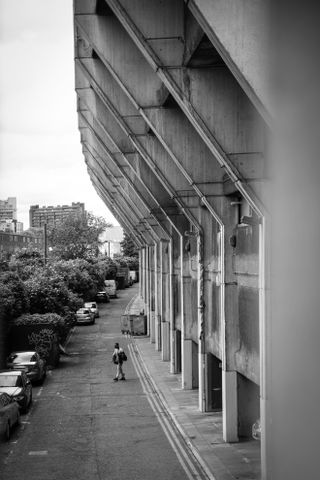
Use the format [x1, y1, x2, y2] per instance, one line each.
[29, 202, 85, 228]
[72, 2, 317, 479]
[0, 197, 17, 222]
[0, 231, 43, 260]
[0, 219, 24, 233]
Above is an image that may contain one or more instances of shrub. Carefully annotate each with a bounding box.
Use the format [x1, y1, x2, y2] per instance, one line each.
[24, 271, 82, 315]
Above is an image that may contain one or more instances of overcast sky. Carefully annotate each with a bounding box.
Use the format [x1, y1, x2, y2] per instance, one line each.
[0, 0, 118, 229]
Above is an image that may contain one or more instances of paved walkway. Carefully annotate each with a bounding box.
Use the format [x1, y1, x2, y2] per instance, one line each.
[128, 294, 261, 480]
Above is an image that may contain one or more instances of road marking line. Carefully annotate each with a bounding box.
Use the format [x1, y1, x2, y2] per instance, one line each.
[129, 343, 205, 480]
[132, 341, 217, 480]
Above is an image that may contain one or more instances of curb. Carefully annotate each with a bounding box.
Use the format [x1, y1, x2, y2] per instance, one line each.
[131, 338, 217, 480]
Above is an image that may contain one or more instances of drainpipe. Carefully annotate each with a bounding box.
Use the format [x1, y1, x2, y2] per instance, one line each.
[197, 232, 206, 412]
[180, 234, 185, 377]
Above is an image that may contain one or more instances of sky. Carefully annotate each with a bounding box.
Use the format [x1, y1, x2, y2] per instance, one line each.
[0, 0, 118, 229]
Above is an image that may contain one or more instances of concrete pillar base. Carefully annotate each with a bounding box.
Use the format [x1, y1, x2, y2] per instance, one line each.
[150, 311, 155, 344]
[161, 321, 170, 361]
[222, 370, 239, 442]
[182, 339, 193, 389]
[155, 315, 161, 351]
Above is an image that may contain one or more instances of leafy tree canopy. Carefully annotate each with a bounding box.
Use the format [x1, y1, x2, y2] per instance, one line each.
[120, 232, 139, 258]
[9, 248, 44, 280]
[48, 212, 111, 260]
[24, 269, 82, 315]
[0, 272, 30, 320]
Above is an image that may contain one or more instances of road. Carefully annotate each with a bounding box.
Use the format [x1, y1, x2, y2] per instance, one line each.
[0, 285, 194, 480]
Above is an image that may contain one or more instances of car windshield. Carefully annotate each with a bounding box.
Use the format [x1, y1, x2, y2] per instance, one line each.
[10, 353, 34, 363]
[0, 375, 22, 387]
[79, 309, 89, 314]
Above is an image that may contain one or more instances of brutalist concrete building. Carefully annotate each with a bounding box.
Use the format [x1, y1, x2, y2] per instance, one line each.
[73, 0, 270, 476]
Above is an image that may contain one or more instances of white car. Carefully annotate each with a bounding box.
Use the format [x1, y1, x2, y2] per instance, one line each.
[84, 302, 99, 318]
[76, 308, 95, 325]
[0, 392, 20, 440]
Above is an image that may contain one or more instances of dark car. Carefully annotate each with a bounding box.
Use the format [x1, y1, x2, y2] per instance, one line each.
[7, 351, 46, 384]
[0, 370, 32, 414]
[76, 308, 95, 325]
[0, 392, 20, 440]
[95, 291, 110, 303]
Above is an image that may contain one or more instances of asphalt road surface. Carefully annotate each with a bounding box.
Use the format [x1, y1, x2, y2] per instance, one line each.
[0, 285, 193, 480]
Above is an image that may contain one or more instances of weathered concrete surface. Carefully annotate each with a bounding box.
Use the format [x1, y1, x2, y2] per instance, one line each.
[74, 1, 268, 476]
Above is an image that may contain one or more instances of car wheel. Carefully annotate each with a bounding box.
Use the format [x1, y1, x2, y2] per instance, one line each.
[21, 397, 28, 414]
[40, 371, 46, 385]
[4, 421, 10, 441]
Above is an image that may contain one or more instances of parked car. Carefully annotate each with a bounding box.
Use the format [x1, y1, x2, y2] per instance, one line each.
[96, 291, 110, 303]
[76, 308, 95, 325]
[7, 351, 46, 384]
[252, 418, 261, 440]
[0, 392, 20, 440]
[84, 301, 99, 318]
[104, 279, 117, 298]
[0, 370, 32, 414]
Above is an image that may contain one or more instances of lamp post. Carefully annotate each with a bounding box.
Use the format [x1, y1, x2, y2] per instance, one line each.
[43, 222, 48, 264]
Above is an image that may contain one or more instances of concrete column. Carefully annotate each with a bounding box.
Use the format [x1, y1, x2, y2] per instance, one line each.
[141, 247, 145, 303]
[222, 370, 238, 442]
[150, 245, 156, 344]
[154, 242, 161, 351]
[161, 240, 170, 361]
[181, 238, 193, 389]
[183, 339, 193, 389]
[169, 238, 175, 373]
[139, 248, 142, 298]
[145, 246, 150, 336]
[162, 322, 170, 361]
[222, 220, 239, 442]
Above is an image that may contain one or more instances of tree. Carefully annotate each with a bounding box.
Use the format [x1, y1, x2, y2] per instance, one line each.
[0, 272, 30, 320]
[49, 258, 105, 301]
[24, 269, 82, 315]
[121, 256, 139, 271]
[48, 213, 111, 260]
[9, 249, 44, 280]
[121, 232, 139, 257]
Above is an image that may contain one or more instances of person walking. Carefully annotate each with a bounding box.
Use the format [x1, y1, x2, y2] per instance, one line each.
[112, 342, 127, 381]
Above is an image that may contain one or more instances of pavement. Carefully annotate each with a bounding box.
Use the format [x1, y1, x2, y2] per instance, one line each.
[127, 293, 261, 480]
